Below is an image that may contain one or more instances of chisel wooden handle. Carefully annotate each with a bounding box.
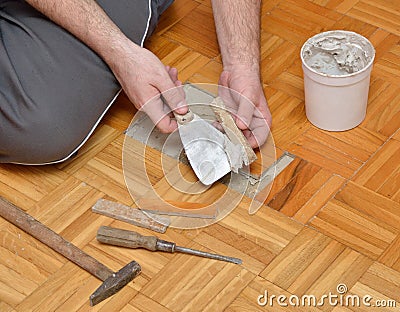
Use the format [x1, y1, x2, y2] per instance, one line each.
[97, 226, 162, 251]
[97, 226, 243, 264]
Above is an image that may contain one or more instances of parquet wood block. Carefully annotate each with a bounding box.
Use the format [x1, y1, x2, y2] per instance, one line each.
[362, 78, 400, 137]
[227, 276, 323, 312]
[0, 223, 65, 275]
[163, 4, 219, 58]
[348, 0, 400, 37]
[188, 60, 222, 84]
[145, 35, 210, 82]
[332, 14, 377, 39]
[219, 200, 303, 256]
[288, 126, 386, 178]
[270, 71, 305, 100]
[293, 174, 345, 223]
[309, 0, 363, 14]
[353, 139, 400, 203]
[101, 92, 137, 132]
[26, 177, 103, 234]
[267, 90, 310, 150]
[369, 30, 400, 61]
[0, 164, 68, 210]
[73, 135, 133, 205]
[394, 129, 400, 141]
[380, 233, 400, 273]
[56, 124, 121, 175]
[348, 262, 400, 311]
[261, 0, 281, 14]
[256, 156, 344, 222]
[128, 293, 172, 312]
[154, 0, 200, 35]
[311, 181, 400, 259]
[260, 31, 298, 84]
[87, 237, 170, 291]
[261, 228, 372, 293]
[81, 284, 138, 312]
[141, 241, 255, 312]
[0, 301, 13, 312]
[52, 276, 100, 311]
[262, 0, 342, 47]
[201, 224, 275, 274]
[15, 261, 91, 311]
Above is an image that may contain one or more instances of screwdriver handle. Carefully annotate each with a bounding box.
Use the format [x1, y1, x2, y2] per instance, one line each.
[97, 226, 159, 251]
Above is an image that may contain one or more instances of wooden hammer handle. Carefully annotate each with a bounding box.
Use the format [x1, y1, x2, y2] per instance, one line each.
[0, 197, 113, 281]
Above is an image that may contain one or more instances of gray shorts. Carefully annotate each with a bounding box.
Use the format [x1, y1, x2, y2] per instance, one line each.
[0, 0, 173, 164]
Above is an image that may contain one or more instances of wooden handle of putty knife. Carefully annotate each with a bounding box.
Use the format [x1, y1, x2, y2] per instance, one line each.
[174, 110, 194, 125]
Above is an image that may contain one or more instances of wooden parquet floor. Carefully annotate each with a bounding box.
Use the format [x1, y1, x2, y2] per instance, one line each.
[1, 0, 400, 311]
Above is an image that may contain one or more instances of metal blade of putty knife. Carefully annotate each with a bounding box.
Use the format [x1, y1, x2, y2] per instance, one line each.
[175, 110, 232, 185]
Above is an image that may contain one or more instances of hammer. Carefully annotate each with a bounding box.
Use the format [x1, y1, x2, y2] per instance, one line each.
[0, 196, 141, 306]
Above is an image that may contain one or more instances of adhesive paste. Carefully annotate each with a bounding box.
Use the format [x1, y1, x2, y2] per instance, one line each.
[302, 31, 374, 76]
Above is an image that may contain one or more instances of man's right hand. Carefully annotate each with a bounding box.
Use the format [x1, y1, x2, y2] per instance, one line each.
[25, 0, 187, 134]
[109, 42, 188, 133]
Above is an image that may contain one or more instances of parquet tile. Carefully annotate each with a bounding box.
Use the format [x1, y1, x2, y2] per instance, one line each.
[288, 126, 386, 178]
[353, 139, 400, 203]
[261, 228, 373, 303]
[380, 233, 400, 273]
[154, 0, 200, 35]
[101, 92, 137, 132]
[262, 0, 342, 47]
[348, 262, 400, 312]
[72, 135, 133, 205]
[56, 124, 121, 175]
[145, 35, 210, 82]
[227, 276, 324, 311]
[0, 164, 68, 210]
[267, 90, 310, 149]
[188, 60, 222, 84]
[141, 249, 254, 311]
[311, 182, 400, 259]
[162, 4, 219, 58]
[260, 31, 298, 84]
[15, 262, 91, 311]
[1, 0, 400, 310]
[219, 201, 303, 256]
[363, 79, 400, 137]
[348, 0, 400, 37]
[256, 156, 344, 222]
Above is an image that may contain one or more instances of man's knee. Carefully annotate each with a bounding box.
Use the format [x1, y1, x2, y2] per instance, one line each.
[0, 108, 83, 164]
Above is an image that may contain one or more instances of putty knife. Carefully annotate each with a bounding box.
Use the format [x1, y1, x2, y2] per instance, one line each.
[175, 110, 232, 185]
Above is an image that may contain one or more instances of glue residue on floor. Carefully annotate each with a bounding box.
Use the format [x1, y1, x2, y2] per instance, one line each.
[302, 30, 375, 76]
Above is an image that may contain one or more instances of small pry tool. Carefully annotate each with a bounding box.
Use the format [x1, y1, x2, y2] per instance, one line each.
[97, 226, 242, 265]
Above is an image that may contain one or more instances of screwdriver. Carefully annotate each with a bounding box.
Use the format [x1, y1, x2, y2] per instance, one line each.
[96, 226, 242, 265]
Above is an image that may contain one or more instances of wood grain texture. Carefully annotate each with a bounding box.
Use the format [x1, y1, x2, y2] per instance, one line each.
[1, 0, 400, 310]
[311, 182, 400, 260]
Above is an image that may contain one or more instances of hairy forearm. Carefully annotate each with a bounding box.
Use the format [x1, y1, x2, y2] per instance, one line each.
[211, 0, 261, 72]
[25, 0, 138, 70]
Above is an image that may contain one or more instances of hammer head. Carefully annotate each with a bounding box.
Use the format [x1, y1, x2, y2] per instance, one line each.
[89, 260, 141, 306]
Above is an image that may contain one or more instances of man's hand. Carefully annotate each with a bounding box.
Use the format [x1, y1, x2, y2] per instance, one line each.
[211, 0, 271, 148]
[219, 66, 272, 148]
[26, 0, 187, 134]
[109, 42, 187, 133]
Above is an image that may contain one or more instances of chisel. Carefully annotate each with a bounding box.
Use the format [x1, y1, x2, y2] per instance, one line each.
[97, 226, 242, 265]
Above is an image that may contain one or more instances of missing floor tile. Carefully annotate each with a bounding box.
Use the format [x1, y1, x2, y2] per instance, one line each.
[124, 83, 284, 199]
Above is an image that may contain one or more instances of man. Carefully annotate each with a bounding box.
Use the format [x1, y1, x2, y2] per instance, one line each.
[0, 0, 271, 164]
